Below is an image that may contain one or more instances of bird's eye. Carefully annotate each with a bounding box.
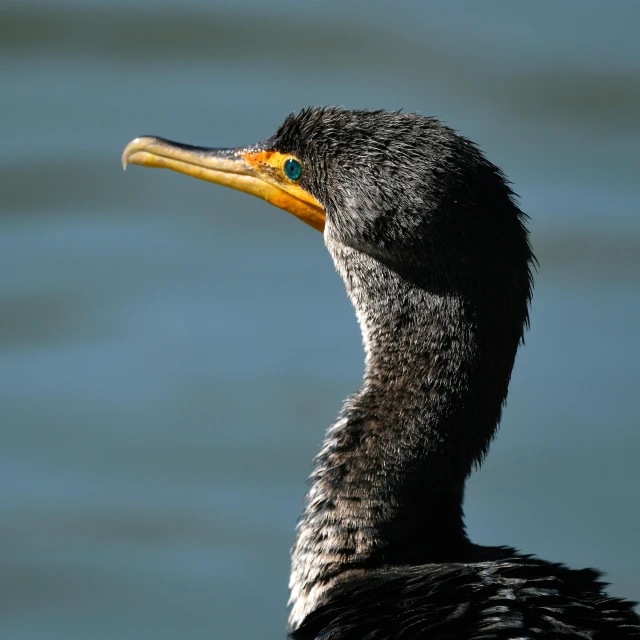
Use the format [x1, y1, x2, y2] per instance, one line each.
[284, 158, 303, 181]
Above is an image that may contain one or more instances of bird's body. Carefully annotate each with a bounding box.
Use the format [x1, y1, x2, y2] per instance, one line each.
[123, 107, 639, 639]
[292, 560, 638, 639]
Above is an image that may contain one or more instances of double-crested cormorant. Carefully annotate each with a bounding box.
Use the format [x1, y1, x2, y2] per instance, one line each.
[122, 108, 639, 639]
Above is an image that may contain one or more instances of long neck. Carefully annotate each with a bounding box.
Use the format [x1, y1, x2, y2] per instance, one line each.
[288, 240, 526, 630]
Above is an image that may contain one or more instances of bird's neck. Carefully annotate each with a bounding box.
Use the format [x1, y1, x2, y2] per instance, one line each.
[288, 241, 525, 630]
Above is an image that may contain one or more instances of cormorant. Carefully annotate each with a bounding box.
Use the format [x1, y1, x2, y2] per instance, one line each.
[122, 107, 639, 639]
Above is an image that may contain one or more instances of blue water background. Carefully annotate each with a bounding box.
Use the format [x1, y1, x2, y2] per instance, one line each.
[1, 1, 639, 637]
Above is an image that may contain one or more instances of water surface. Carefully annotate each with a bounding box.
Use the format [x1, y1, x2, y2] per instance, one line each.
[1, 2, 639, 638]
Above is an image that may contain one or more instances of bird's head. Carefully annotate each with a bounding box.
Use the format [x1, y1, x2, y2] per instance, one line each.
[123, 106, 533, 306]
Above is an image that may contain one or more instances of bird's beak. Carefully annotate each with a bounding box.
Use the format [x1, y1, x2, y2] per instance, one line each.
[122, 137, 325, 232]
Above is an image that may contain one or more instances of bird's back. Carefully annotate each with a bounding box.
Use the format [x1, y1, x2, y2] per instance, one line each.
[291, 558, 640, 639]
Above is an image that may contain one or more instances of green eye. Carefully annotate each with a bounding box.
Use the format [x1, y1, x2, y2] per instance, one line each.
[284, 158, 303, 181]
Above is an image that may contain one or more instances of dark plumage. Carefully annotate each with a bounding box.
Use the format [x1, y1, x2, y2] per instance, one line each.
[265, 108, 638, 638]
[292, 561, 639, 639]
[123, 107, 639, 638]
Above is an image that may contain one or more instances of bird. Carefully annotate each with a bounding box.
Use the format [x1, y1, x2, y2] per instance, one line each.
[122, 107, 639, 639]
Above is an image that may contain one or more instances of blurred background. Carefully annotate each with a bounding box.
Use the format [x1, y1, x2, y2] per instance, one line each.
[1, 0, 639, 638]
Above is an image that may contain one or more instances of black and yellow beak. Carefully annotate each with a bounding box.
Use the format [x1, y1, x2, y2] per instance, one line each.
[121, 137, 325, 232]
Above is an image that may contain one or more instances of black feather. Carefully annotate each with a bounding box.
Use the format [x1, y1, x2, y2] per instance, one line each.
[260, 107, 639, 637]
